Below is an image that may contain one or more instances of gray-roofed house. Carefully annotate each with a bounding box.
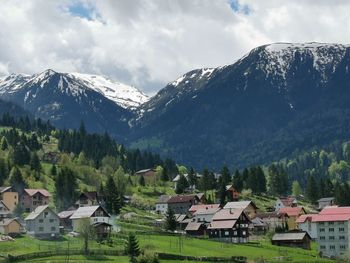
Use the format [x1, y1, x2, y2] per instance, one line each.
[155, 195, 171, 214]
[272, 231, 311, 250]
[317, 197, 335, 210]
[58, 209, 76, 232]
[25, 205, 60, 239]
[185, 222, 206, 236]
[70, 205, 111, 238]
[223, 201, 258, 219]
[167, 195, 200, 214]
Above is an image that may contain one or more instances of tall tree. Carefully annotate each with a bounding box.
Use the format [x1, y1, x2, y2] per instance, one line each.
[165, 208, 177, 231]
[9, 166, 26, 194]
[105, 175, 121, 214]
[232, 170, 243, 192]
[30, 152, 41, 172]
[126, 233, 141, 262]
[55, 167, 78, 210]
[187, 167, 197, 189]
[306, 175, 319, 203]
[292, 180, 302, 197]
[219, 166, 231, 186]
[175, 174, 189, 194]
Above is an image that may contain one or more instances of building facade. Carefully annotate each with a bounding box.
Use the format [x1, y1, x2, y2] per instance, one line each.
[22, 189, 51, 212]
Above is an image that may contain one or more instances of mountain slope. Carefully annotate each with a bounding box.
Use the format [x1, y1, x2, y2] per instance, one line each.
[130, 42, 350, 169]
[0, 70, 146, 139]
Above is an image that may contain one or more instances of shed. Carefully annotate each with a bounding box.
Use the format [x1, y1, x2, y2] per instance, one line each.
[185, 222, 206, 236]
[272, 231, 311, 250]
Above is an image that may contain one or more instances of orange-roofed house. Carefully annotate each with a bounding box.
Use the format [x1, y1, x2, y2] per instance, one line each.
[207, 208, 250, 243]
[21, 189, 51, 213]
[296, 214, 318, 239]
[279, 207, 306, 230]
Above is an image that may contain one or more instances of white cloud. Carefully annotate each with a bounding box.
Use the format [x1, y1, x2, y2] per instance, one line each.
[0, 0, 350, 94]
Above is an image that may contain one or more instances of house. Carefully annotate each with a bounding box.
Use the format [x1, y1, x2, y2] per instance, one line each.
[57, 209, 76, 232]
[175, 214, 191, 230]
[0, 218, 22, 236]
[251, 217, 268, 234]
[296, 214, 318, 239]
[275, 197, 298, 211]
[155, 195, 171, 214]
[278, 207, 306, 230]
[0, 200, 11, 219]
[93, 222, 113, 240]
[25, 205, 60, 239]
[135, 168, 156, 177]
[70, 205, 111, 239]
[223, 201, 258, 219]
[207, 208, 250, 243]
[314, 206, 350, 258]
[75, 191, 102, 207]
[185, 222, 206, 236]
[225, 185, 239, 200]
[0, 186, 18, 212]
[257, 211, 289, 231]
[272, 231, 311, 250]
[192, 207, 221, 224]
[195, 193, 206, 204]
[172, 173, 202, 190]
[167, 195, 200, 214]
[21, 189, 51, 212]
[317, 197, 335, 210]
[189, 204, 220, 214]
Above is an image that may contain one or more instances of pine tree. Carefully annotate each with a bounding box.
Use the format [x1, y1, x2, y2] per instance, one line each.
[256, 166, 267, 193]
[187, 167, 197, 189]
[165, 208, 177, 231]
[218, 183, 227, 206]
[9, 166, 26, 194]
[30, 152, 41, 172]
[175, 174, 189, 194]
[105, 175, 121, 214]
[50, 164, 57, 176]
[126, 233, 141, 260]
[199, 168, 210, 193]
[161, 167, 169, 181]
[306, 175, 319, 203]
[219, 166, 231, 186]
[0, 158, 8, 186]
[1, 137, 8, 150]
[55, 167, 78, 210]
[138, 175, 145, 186]
[232, 170, 243, 192]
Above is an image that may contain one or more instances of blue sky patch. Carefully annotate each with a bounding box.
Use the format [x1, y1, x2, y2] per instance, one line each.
[68, 1, 95, 20]
[229, 0, 251, 15]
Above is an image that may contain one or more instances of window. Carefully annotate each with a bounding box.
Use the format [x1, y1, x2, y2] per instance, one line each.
[233, 231, 237, 235]
[329, 236, 335, 240]
[44, 212, 49, 218]
[242, 231, 246, 235]
[329, 228, 334, 232]
[340, 245, 346, 250]
[320, 245, 326, 249]
[339, 236, 345, 240]
[39, 219, 43, 223]
[51, 227, 56, 231]
[39, 227, 44, 232]
[339, 221, 345, 225]
[319, 236, 325, 240]
[224, 231, 229, 236]
[339, 227, 345, 232]
[319, 222, 324, 225]
[319, 228, 325, 232]
[49, 219, 54, 223]
[329, 222, 334, 225]
[330, 245, 336, 250]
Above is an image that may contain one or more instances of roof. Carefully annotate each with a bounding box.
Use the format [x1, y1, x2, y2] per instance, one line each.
[223, 201, 257, 210]
[310, 206, 350, 222]
[272, 232, 310, 241]
[185, 222, 203, 231]
[278, 207, 305, 217]
[318, 197, 334, 202]
[92, 222, 113, 227]
[70, 205, 110, 219]
[257, 211, 288, 219]
[0, 218, 20, 226]
[296, 214, 318, 223]
[189, 204, 220, 213]
[135, 168, 155, 174]
[25, 205, 57, 220]
[194, 208, 221, 216]
[156, 195, 171, 204]
[58, 210, 76, 219]
[175, 214, 187, 222]
[278, 197, 297, 207]
[79, 191, 98, 201]
[196, 193, 205, 200]
[319, 206, 350, 215]
[0, 186, 12, 193]
[173, 173, 202, 182]
[24, 189, 51, 197]
[252, 217, 268, 227]
[208, 220, 237, 229]
[167, 195, 198, 204]
[0, 200, 10, 211]
[212, 208, 245, 221]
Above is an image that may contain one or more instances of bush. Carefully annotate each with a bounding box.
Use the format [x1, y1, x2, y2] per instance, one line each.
[137, 252, 159, 263]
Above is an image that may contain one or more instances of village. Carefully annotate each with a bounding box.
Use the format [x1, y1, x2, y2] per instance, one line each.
[0, 167, 346, 261]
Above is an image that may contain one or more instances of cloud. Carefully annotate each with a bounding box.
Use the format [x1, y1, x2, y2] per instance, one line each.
[0, 0, 350, 95]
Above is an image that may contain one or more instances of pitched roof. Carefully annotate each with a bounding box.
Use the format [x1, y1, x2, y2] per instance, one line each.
[196, 193, 205, 200]
[319, 206, 350, 215]
[317, 197, 334, 202]
[167, 195, 198, 204]
[0, 186, 12, 193]
[296, 214, 318, 223]
[58, 210, 76, 219]
[278, 197, 297, 207]
[257, 211, 288, 219]
[311, 206, 350, 222]
[212, 208, 245, 221]
[279, 207, 305, 217]
[25, 205, 57, 220]
[207, 220, 237, 229]
[175, 214, 187, 222]
[0, 200, 10, 211]
[272, 232, 310, 241]
[156, 195, 171, 204]
[185, 222, 203, 231]
[194, 208, 221, 216]
[223, 201, 257, 210]
[135, 168, 155, 174]
[0, 218, 20, 226]
[189, 204, 220, 213]
[70, 205, 110, 219]
[24, 189, 51, 197]
[79, 191, 98, 201]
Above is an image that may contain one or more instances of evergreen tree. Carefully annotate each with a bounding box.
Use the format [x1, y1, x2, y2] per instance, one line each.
[199, 168, 210, 193]
[160, 167, 169, 181]
[12, 142, 30, 166]
[175, 174, 189, 194]
[219, 166, 231, 186]
[324, 179, 334, 197]
[306, 175, 319, 203]
[9, 166, 26, 194]
[165, 208, 177, 231]
[0, 158, 8, 186]
[292, 180, 302, 197]
[187, 167, 197, 189]
[55, 167, 78, 210]
[50, 164, 57, 176]
[138, 175, 145, 186]
[218, 183, 227, 206]
[105, 175, 121, 214]
[268, 164, 288, 196]
[1, 137, 8, 150]
[256, 166, 267, 193]
[126, 233, 141, 262]
[232, 170, 243, 192]
[30, 152, 41, 172]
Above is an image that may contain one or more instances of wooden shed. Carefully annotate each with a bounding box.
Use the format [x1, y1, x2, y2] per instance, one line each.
[272, 231, 311, 250]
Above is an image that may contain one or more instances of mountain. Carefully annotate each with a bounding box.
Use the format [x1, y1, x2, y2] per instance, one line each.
[130, 42, 350, 169]
[0, 70, 148, 139]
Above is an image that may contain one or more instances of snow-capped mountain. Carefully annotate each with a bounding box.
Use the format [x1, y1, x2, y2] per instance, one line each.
[131, 42, 350, 168]
[0, 69, 143, 139]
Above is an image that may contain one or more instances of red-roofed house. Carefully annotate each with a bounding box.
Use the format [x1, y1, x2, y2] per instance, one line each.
[279, 207, 306, 230]
[275, 197, 298, 211]
[189, 204, 220, 214]
[167, 195, 199, 214]
[207, 208, 250, 243]
[21, 189, 51, 212]
[296, 214, 318, 239]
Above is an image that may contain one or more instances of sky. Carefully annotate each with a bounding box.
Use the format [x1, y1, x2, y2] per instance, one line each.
[1, 0, 350, 95]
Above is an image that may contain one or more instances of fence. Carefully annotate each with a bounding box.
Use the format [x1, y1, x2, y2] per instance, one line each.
[158, 252, 247, 262]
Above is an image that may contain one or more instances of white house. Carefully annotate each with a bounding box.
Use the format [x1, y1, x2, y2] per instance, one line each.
[296, 214, 318, 239]
[275, 197, 297, 211]
[193, 207, 221, 223]
[155, 195, 171, 214]
[70, 205, 110, 232]
[317, 197, 335, 210]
